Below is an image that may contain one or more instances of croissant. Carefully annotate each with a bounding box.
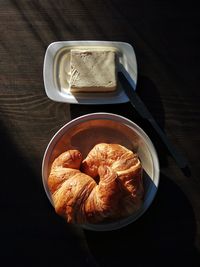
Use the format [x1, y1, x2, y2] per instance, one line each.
[48, 144, 143, 224]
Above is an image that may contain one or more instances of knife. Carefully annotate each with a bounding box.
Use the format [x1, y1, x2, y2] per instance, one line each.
[118, 69, 188, 170]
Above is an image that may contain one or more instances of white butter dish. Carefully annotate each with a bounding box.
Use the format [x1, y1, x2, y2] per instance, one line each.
[43, 41, 137, 105]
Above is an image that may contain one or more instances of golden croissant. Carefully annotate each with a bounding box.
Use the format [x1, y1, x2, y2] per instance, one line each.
[48, 143, 144, 224]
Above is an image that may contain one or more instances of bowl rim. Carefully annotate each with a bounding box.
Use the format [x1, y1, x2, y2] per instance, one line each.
[42, 112, 160, 231]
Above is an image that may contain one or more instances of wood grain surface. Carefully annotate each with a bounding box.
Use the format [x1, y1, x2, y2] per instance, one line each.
[0, 1, 200, 266]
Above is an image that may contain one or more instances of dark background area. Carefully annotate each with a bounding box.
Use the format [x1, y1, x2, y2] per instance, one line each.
[0, 0, 200, 266]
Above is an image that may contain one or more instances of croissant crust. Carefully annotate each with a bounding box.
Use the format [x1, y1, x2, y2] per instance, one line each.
[48, 143, 144, 224]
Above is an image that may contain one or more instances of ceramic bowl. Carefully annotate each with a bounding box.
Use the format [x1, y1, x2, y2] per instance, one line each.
[42, 113, 159, 231]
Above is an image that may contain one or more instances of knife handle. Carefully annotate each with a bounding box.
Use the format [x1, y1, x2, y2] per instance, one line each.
[118, 71, 188, 170]
[148, 118, 188, 169]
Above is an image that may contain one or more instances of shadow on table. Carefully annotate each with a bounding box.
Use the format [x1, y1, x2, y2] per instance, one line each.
[70, 74, 191, 176]
[70, 75, 164, 122]
[70, 75, 168, 168]
[84, 173, 200, 267]
[0, 122, 91, 267]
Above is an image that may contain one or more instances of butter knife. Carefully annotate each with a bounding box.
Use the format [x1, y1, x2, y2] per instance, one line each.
[118, 70, 188, 170]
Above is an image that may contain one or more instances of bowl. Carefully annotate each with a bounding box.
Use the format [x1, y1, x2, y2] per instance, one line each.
[42, 113, 159, 231]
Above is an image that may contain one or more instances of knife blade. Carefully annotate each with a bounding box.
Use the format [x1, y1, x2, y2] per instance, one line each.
[118, 70, 188, 170]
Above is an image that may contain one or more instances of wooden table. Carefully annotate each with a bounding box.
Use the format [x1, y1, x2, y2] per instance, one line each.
[0, 1, 200, 266]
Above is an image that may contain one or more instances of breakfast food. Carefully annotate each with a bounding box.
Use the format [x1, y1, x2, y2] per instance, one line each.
[69, 49, 117, 93]
[48, 143, 143, 224]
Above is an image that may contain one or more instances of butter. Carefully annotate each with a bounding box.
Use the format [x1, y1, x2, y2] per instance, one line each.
[69, 49, 117, 93]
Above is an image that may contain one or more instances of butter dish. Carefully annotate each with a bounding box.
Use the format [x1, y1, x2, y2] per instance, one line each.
[43, 40, 137, 104]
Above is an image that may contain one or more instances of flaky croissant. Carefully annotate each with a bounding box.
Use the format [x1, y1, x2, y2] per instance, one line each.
[48, 143, 143, 224]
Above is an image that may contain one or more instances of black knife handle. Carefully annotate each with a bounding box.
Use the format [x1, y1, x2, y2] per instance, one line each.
[118, 71, 188, 170]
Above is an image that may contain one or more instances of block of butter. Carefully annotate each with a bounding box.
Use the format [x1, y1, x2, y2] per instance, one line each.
[69, 49, 117, 93]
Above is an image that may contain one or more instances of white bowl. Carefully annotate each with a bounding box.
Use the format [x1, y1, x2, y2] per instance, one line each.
[42, 113, 159, 231]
